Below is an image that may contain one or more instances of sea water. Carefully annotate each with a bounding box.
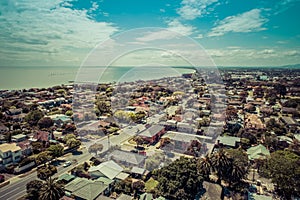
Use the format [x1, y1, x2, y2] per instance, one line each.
[0, 66, 195, 90]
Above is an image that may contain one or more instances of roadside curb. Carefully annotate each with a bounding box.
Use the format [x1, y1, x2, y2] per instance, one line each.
[0, 180, 10, 188]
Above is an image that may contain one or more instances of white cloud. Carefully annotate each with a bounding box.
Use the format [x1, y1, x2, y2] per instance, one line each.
[167, 19, 195, 36]
[136, 19, 195, 42]
[283, 50, 299, 56]
[195, 34, 204, 39]
[177, 0, 218, 20]
[90, 2, 99, 12]
[206, 48, 300, 66]
[258, 49, 275, 55]
[0, 0, 118, 66]
[208, 9, 268, 37]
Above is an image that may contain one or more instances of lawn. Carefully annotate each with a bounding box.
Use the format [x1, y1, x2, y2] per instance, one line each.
[145, 177, 159, 192]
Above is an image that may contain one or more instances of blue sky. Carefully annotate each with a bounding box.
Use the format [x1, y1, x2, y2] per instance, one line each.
[0, 0, 299, 67]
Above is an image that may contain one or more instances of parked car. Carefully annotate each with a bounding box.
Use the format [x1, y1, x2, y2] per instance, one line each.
[63, 161, 72, 167]
[0, 175, 5, 183]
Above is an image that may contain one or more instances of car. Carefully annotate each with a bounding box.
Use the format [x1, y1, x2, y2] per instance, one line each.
[130, 149, 138, 153]
[63, 161, 72, 167]
[0, 175, 5, 183]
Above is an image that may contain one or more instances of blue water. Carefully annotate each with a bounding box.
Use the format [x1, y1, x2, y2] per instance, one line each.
[0, 66, 194, 90]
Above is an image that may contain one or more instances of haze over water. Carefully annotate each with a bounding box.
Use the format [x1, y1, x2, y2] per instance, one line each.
[0, 66, 194, 90]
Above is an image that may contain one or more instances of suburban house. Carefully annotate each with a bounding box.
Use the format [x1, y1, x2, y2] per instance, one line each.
[65, 177, 111, 200]
[31, 131, 55, 146]
[108, 150, 147, 168]
[0, 143, 22, 168]
[88, 160, 123, 180]
[11, 134, 27, 142]
[216, 135, 241, 148]
[247, 144, 270, 161]
[161, 131, 212, 154]
[138, 125, 165, 144]
[162, 131, 198, 153]
[49, 114, 72, 127]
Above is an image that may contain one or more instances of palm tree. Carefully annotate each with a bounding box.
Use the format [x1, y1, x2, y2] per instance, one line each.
[210, 149, 231, 184]
[39, 177, 65, 200]
[227, 163, 247, 186]
[197, 155, 212, 179]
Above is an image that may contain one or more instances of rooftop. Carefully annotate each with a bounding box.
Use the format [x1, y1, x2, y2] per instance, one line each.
[139, 124, 164, 138]
[247, 144, 270, 160]
[0, 143, 21, 153]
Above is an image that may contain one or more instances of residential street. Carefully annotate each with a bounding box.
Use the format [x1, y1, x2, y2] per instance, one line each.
[0, 149, 92, 200]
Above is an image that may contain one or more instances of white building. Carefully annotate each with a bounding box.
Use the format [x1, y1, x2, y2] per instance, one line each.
[0, 143, 22, 168]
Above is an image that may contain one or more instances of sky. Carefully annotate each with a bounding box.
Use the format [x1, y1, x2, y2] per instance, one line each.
[0, 0, 300, 67]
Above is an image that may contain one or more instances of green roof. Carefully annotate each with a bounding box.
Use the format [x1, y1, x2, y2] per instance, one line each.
[217, 136, 240, 147]
[65, 178, 90, 192]
[88, 160, 123, 180]
[58, 173, 75, 182]
[247, 144, 270, 160]
[96, 177, 114, 185]
[72, 181, 108, 200]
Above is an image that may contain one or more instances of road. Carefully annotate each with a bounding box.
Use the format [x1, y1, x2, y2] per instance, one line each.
[0, 149, 92, 200]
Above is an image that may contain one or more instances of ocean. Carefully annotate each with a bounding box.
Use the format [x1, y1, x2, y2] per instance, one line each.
[0, 66, 195, 90]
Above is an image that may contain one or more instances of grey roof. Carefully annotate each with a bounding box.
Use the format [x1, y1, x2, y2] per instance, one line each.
[162, 131, 212, 143]
[139, 125, 164, 138]
[109, 150, 147, 166]
[281, 116, 297, 125]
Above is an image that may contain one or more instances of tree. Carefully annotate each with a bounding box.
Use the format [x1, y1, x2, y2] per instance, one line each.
[25, 110, 44, 126]
[65, 110, 73, 116]
[48, 144, 64, 158]
[197, 155, 212, 179]
[37, 165, 57, 180]
[153, 157, 203, 199]
[88, 143, 103, 155]
[63, 124, 76, 134]
[66, 138, 81, 149]
[260, 150, 300, 199]
[39, 177, 65, 200]
[132, 180, 145, 198]
[133, 136, 144, 148]
[289, 139, 300, 155]
[210, 149, 231, 184]
[274, 84, 287, 98]
[35, 151, 52, 165]
[63, 133, 76, 143]
[31, 141, 44, 154]
[26, 180, 43, 200]
[38, 117, 54, 129]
